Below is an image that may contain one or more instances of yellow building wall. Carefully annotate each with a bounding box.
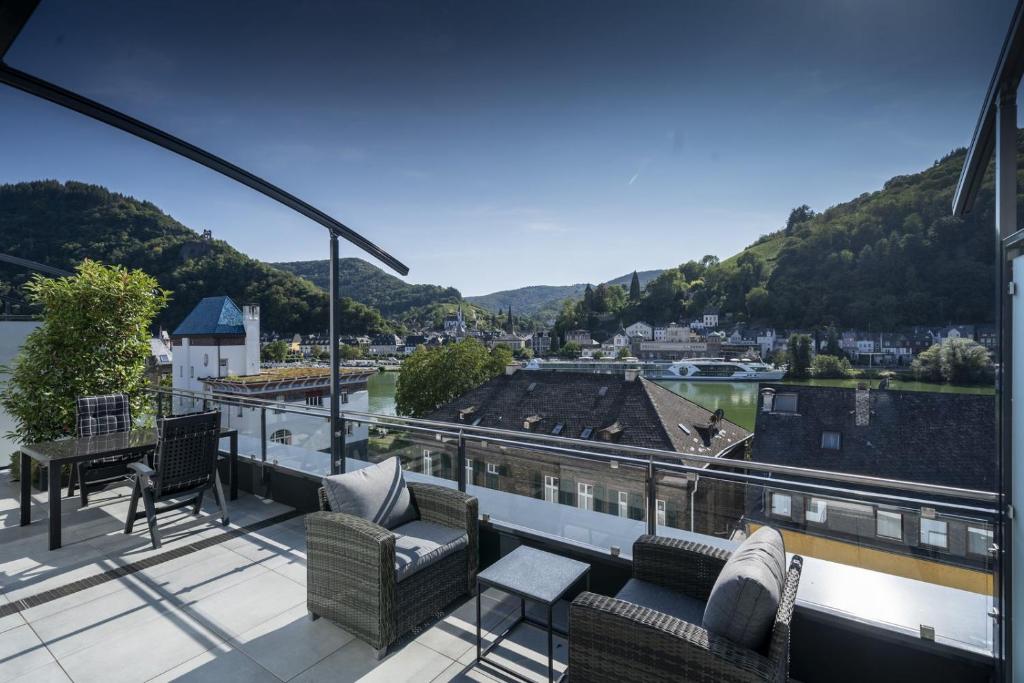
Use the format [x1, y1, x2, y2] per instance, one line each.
[748, 523, 993, 595]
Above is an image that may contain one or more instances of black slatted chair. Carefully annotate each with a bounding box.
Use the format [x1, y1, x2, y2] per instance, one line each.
[69, 394, 149, 506]
[125, 410, 228, 549]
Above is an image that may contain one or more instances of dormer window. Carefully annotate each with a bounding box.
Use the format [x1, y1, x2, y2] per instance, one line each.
[523, 415, 543, 430]
[580, 427, 594, 440]
[773, 393, 798, 413]
[458, 406, 477, 422]
[821, 431, 841, 450]
[551, 423, 564, 436]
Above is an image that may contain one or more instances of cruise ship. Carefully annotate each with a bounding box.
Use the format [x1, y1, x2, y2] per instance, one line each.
[523, 357, 785, 381]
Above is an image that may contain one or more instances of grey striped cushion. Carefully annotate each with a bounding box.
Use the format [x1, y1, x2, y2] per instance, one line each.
[702, 526, 785, 650]
[321, 456, 417, 530]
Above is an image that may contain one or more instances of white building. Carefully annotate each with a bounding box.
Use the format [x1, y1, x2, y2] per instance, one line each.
[703, 309, 720, 329]
[756, 329, 777, 359]
[653, 326, 667, 341]
[625, 321, 653, 340]
[612, 329, 631, 349]
[664, 322, 691, 343]
[171, 296, 260, 397]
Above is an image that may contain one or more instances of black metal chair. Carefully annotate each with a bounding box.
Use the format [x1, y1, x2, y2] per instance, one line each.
[125, 410, 228, 549]
[69, 394, 149, 506]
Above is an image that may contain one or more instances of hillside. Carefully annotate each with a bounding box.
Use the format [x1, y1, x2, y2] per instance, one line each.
[0, 181, 391, 335]
[467, 269, 663, 321]
[272, 258, 462, 317]
[555, 143, 1005, 338]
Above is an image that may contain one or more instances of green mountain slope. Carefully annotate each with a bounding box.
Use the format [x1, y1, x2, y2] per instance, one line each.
[272, 258, 461, 317]
[0, 180, 391, 335]
[466, 269, 663, 320]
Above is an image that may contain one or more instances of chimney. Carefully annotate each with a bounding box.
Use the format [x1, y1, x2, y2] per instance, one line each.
[505, 364, 520, 376]
[624, 368, 641, 382]
[855, 385, 870, 426]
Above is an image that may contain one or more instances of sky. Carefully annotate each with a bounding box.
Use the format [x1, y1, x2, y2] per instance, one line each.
[0, 0, 1016, 296]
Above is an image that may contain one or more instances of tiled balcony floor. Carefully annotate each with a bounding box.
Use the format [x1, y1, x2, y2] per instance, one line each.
[0, 472, 567, 682]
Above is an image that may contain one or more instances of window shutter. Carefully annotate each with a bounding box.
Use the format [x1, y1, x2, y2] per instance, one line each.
[629, 492, 644, 521]
[559, 477, 576, 506]
[594, 483, 608, 514]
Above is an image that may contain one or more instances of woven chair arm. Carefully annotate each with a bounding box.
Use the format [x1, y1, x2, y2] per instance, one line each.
[569, 592, 774, 683]
[127, 461, 157, 486]
[408, 483, 478, 532]
[632, 534, 730, 601]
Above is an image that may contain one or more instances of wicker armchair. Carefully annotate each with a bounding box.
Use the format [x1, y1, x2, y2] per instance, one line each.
[569, 535, 803, 683]
[306, 482, 478, 658]
[124, 410, 228, 549]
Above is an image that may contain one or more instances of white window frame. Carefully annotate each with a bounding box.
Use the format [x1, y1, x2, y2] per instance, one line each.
[618, 490, 628, 517]
[967, 526, 993, 556]
[805, 497, 827, 524]
[920, 518, 949, 549]
[544, 475, 559, 503]
[465, 458, 474, 483]
[876, 510, 903, 540]
[770, 492, 791, 517]
[486, 462, 499, 476]
[577, 482, 594, 512]
[422, 449, 433, 475]
[656, 499, 666, 526]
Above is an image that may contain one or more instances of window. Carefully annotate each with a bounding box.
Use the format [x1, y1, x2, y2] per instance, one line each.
[876, 510, 903, 540]
[345, 422, 353, 436]
[656, 499, 666, 526]
[805, 498, 827, 523]
[203, 353, 209, 367]
[486, 462, 499, 476]
[551, 423, 564, 436]
[773, 393, 798, 413]
[578, 483, 594, 511]
[821, 431, 841, 450]
[305, 394, 323, 407]
[544, 475, 559, 503]
[465, 458, 474, 484]
[967, 527, 993, 556]
[580, 427, 594, 440]
[618, 491, 628, 517]
[920, 518, 948, 549]
[270, 429, 292, 446]
[422, 449, 433, 475]
[178, 365, 183, 377]
[770, 492, 791, 517]
[190, 366, 194, 378]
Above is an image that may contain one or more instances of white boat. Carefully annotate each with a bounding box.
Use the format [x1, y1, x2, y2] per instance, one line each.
[523, 357, 784, 381]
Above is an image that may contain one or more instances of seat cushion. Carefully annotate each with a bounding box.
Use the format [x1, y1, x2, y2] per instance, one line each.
[392, 520, 468, 582]
[321, 456, 417, 530]
[615, 578, 706, 625]
[702, 525, 786, 650]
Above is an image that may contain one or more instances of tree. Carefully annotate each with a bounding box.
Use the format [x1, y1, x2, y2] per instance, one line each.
[811, 354, 854, 379]
[558, 341, 581, 359]
[593, 350, 605, 360]
[823, 326, 844, 358]
[261, 340, 289, 362]
[1, 261, 169, 472]
[338, 343, 362, 360]
[629, 271, 641, 302]
[785, 334, 812, 379]
[617, 346, 631, 359]
[912, 338, 993, 385]
[395, 339, 509, 417]
[785, 204, 816, 233]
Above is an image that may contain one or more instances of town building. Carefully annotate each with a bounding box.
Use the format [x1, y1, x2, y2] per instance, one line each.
[652, 326, 667, 341]
[443, 306, 468, 337]
[750, 383, 995, 592]
[528, 330, 554, 356]
[564, 329, 594, 347]
[368, 333, 403, 356]
[421, 368, 750, 535]
[702, 308, 720, 329]
[624, 321, 653, 340]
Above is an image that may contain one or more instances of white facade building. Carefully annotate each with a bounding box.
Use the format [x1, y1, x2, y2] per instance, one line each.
[625, 321, 653, 340]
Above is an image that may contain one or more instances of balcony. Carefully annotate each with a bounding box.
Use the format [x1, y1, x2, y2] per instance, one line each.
[0, 387, 990, 682]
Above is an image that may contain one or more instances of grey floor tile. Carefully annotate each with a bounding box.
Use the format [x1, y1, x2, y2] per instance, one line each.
[146, 644, 280, 683]
[230, 603, 353, 681]
[291, 640, 453, 683]
[7, 660, 72, 683]
[0, 623, 57, 682]
[188, 569, 307, 640]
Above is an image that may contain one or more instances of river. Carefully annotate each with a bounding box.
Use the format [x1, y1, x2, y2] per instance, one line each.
[366, 371, 993, 431]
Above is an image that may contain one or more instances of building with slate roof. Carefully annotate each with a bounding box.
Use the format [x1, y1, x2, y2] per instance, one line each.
[750, 383, 996, 583]
[418, 367, 750, 535]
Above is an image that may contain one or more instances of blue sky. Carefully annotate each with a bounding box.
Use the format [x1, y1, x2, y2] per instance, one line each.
[0, 0, 1015, 295]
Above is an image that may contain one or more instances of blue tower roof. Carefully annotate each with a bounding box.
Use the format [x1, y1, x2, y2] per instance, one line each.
[172, 296, 246, 337]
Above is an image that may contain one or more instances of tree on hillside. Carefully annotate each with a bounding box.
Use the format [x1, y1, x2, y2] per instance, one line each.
[823, 326, 844, 358]
[912, 338, 993, 385]
[1, 261, 169, 473]
[785, 205, 816, 233]
[785, 334, 813, 379]
[261, 340, 289, 362]
[395, 339, 512, 417]
[629, 271, 641, 302]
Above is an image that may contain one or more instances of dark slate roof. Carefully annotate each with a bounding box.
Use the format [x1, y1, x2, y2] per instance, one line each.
[171, 296, 245, 337]
[425, 370, 750, 458]
[751, 383, 995, 491]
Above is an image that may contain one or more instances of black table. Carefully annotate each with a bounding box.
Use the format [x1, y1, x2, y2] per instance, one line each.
[19, 427, 238, 550]
[476, 546, 589, 683]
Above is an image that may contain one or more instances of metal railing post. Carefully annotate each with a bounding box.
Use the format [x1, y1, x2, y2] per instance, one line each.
[260, 407, 267, 463]
[457, 430, 466, 492]
[156, 392, 163, 419]
[334, 415, 346, 475]
[647, 458, 657, 536]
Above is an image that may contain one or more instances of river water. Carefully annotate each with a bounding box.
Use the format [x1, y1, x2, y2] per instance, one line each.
[366, 371, 992, 431]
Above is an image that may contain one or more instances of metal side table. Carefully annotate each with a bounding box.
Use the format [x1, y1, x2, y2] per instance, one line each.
[476, 545, 589, 683]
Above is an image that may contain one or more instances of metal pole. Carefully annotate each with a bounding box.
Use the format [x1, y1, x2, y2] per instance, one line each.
[646, 458, 657, 536]
[329, 234, 344, 475]
[458, 431, 466, 492]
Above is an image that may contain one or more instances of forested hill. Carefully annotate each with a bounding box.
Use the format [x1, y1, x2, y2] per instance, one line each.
[0, 180, 391, 335]
[555, 142, 1009, 338]
[467, 269, 663, 321]
[272, 258, 462, 316]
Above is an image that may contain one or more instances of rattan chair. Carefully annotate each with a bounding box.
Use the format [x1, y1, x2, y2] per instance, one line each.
[306, 482, 478, 658]
[68, 393, 149, 506]
[569, 535, 803, 683]
[124, 410, 227, 549]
